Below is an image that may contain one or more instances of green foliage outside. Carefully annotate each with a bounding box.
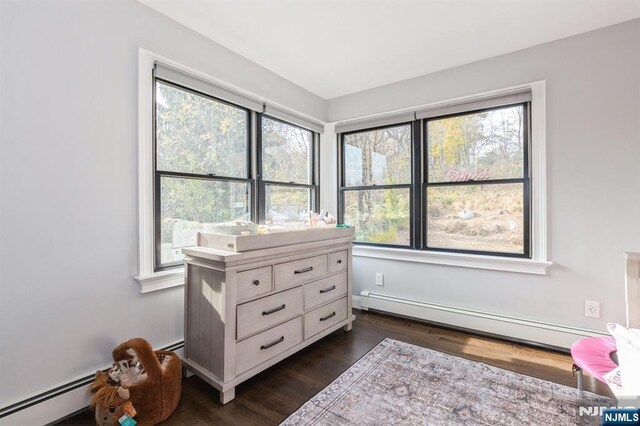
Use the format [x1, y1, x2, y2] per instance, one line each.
[343, 125, 412, 245]
[427, 106, 524, 182]
[155, 85, 316, 263]
[343, 105, 525, 250]
[156, 82, 251, 263]
[426, 106, 526, 253]
[155, 80, 526, 258]
[262, 117, 313, 224]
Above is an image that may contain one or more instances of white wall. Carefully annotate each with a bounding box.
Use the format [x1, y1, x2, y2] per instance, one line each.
[0, 0, 325, 408]
[329, 19, 640, 331]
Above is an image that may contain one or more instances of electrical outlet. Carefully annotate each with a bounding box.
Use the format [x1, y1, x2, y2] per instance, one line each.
[585, 300, 600, 318]
[375, 273, 384, 286]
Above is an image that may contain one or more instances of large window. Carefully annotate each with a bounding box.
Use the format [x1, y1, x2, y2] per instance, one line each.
[152, 76, 319, 271]
[154, 79, 252, 269]
[259, 116, 318, 226]
[425, 104, 528, 256]
[340, 124, 413, 247]
[339, 101, 531, 258]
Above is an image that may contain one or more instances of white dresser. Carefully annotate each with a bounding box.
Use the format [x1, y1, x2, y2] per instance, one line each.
[181, 228, 355, 404]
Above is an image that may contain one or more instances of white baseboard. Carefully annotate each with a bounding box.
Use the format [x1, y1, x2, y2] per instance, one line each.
[357, 291, 607, 349]
[0, 386, 91, 426]
[352, 295, 362, 310]
[0, 342, 184, 426]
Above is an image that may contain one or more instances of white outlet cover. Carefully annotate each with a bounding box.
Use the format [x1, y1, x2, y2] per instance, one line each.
[375, 273, 384, 286]
[585, 300, 600, 319]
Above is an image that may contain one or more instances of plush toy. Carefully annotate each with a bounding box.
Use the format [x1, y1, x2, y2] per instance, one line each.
[91, 372, 136, 426]
[106, 358, 148, 388]
[90, 338, 181, 426]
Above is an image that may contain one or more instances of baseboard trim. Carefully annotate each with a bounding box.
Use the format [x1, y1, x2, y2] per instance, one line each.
[358, 291, 607, 349]
[352, 295, 362, 310]
[0, 341, 184, 426]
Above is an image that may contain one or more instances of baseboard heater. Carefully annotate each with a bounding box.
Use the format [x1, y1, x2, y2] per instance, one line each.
[0, 341, 184, 425]
[359, 291, 607, 349]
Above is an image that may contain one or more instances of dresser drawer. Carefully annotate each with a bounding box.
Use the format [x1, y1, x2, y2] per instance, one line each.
[236, 266, 272, 303]
[235, 316, 302, 375]
[304, 296, 348, 340]
[304, 272, 348, 310]
[236, 286, 303, 340]
[274, 255, 328, 291]
[328, 250, 348, 274]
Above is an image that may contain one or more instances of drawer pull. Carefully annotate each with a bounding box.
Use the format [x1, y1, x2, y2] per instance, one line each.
[337, 259, 343, 264]
[262, 304, 286, 316]
[319, 311, 336, 322]
[319, 285, 336, 294]
[253, 279, 260, 286]
[294, 266, 314, 275]
[260, 336, 284, 350]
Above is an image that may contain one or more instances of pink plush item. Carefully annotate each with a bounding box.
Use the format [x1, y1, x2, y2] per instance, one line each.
[571, 336, 618, 382]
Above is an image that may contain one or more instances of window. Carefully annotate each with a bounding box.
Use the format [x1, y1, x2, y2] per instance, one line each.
[424, 104, 529, 257]
[339, 97, 532, 260]
[149, 66, 321, 273]
[259, 116, 318, 226]
[137, 52, 326, 291]
[154, 79, 252, 269]
[339, 124, 413, 246]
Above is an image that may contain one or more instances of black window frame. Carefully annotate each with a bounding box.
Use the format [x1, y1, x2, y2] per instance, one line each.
[338, 102, 532, 259]
[337, 121, 418, 249]
[423, 102, 531, 258]
[153, 76, 254, 271]
[257, 114, 320, 224]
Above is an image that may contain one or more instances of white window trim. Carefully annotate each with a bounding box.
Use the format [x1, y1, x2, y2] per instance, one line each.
[348, 81, 551, 275]
[135, 49, 182, 293]
[353, 246, 551, 275]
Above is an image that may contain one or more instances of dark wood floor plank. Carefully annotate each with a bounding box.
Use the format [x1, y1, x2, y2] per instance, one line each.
[56, 310, 612, 425]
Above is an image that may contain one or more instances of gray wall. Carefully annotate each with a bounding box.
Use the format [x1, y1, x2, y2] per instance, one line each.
[0, 0, 324, 405]
[0, 0, 638, 411]
[331, 20, 640, 331]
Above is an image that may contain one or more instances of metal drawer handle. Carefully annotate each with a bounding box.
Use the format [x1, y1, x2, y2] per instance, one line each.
[253, 280, 260, 286]
[294, 266, 314, 274]
[262, 304, 286, 316]
[337, 259, 343, 264]
[319, 311, 336, 322]
[260, 336, 284, 350]
[319, 285, 336, 294]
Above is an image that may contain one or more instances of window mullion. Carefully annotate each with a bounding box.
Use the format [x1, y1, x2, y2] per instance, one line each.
[411, 120, 422, 249]
[256, 113, 265, 224]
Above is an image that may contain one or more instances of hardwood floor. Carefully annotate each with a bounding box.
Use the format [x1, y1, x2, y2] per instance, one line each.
[57, 310, 613, 425]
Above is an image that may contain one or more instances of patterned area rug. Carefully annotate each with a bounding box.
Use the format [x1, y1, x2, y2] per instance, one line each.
[281, 338, 613, 425]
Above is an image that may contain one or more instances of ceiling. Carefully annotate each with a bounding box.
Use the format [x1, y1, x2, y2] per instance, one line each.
[139, 0, 640, 100]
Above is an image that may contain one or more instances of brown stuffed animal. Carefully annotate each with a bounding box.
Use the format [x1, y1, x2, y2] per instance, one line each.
[90, 338, 181, 426]
[90, 372, 135, 426]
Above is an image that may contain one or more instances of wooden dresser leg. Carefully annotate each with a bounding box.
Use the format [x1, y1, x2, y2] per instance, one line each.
[220, 387, 235, 404]
[182, 367, 194, 378]
[343, 322, 353, 332]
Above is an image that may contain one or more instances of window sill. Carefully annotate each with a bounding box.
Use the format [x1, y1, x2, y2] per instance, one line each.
[135, 268, 184, 293]
[352, 246, 552, 275]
